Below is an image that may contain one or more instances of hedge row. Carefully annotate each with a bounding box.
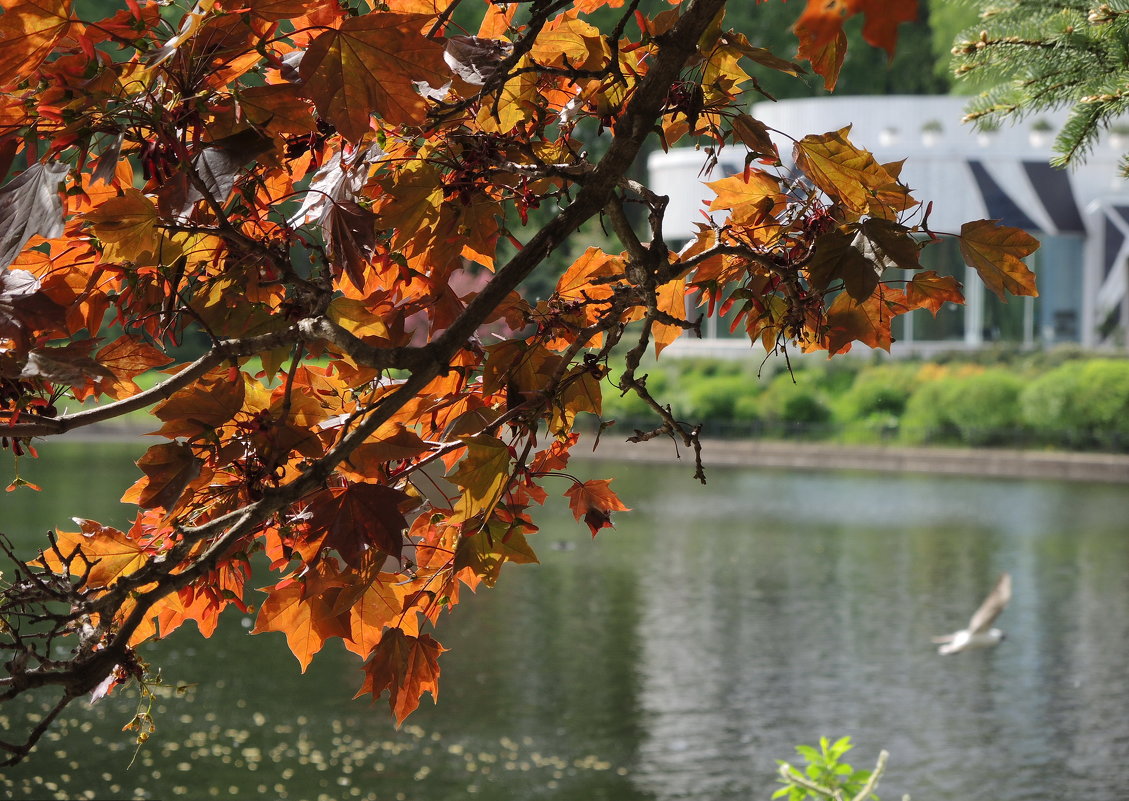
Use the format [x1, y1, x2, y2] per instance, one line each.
[599, 353, 1129, 451]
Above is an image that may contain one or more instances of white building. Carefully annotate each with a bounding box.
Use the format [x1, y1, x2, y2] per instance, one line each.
[648, 96, 1129, 356]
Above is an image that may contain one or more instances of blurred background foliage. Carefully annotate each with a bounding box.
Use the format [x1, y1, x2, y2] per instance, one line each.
[600, 350, 1129, 452]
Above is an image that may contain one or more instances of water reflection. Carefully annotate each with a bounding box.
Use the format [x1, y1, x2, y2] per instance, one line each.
[2, 445, 1128, 800]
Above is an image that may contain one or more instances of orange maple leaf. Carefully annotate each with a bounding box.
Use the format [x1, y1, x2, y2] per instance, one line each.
[355, 627, 444, 725]
[40, 518, 149, 589]
[906, 270, 965, 316]
[794, 0, 918, 91]
[0, 0, 73, 89]
[251, 570, 350, 671]
[824, 284, 910, 354]
[564, 478, 629, 536]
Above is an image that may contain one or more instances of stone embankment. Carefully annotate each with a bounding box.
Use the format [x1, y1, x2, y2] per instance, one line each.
[582, 437, 1129, 484]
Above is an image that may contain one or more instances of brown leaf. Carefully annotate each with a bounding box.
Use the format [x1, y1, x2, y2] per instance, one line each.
[305, 482, 410, 567]
[355, 627, 444, 725]
[299, 13, 449, 139]
[443, 35, 511, 85]
[958, 219, 1040, 301]
[730, 114, 780, 162]
[564, 478, 629, 537]
[130, 441, 204, 511]
[328, 199, 377, 290]
[0, 269, 66, 348]
[806, 227, 878, 301]
[906, 270, 964, 316]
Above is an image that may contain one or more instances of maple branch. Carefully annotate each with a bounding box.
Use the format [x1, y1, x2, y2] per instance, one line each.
[3, 327, 304, 438]
[0, 0, 729, 754]
[295, 317, 438, 373]
[434, 0, 727, 362]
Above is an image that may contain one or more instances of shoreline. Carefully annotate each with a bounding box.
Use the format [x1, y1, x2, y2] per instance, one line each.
[70, 424, 1129, 484]
[580, 436, 1129, 484]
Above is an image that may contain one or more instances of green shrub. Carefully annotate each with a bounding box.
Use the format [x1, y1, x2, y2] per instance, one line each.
[900, 378, 957, 444]
[947, 370, 1025, 445]
[1019, 361, 1087, 444]
[1075, 359, 1129, 446]
[684, 374, 760, 420]
[836, 365, 917, 420]
[756, 370, 831, 428]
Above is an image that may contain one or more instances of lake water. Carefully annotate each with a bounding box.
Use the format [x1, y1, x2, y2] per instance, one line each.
[3, 441, 1129, 800]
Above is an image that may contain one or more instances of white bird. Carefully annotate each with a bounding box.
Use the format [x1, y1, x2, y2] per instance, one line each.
[933, 572, 1012, 655]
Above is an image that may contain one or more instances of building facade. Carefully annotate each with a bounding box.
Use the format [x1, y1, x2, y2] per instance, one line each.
[648, 96, 1129, 357]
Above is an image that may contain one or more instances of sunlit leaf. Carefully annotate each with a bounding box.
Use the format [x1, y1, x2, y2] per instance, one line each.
[355, 627, 444, 725]
[958, 219, 1040, 301]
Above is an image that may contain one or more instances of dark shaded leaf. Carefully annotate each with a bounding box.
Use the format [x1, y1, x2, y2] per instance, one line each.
[0, 161, 69, 269]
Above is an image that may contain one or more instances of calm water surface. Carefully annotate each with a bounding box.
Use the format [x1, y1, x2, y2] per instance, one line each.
[2, 442, 1128, 800]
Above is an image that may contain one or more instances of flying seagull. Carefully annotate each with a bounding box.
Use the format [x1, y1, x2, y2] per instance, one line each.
[933, 572, 1012, 655]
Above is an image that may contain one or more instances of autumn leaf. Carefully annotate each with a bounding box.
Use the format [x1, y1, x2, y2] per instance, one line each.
[906, 270, 964, 315]
[355, 627, 444, 725]
[152, 369, 246, 438]
[449, 435, 512, 520]
[530, 11, 607, 71]
[83, 189, 159, 264]
[252, 574, 351, 671]
[95, 334, 174, 397]
[824, 285, 910, 354]
[0, 268, 67, 346]
[653, 277, 687, 356]
[806, 227, 879, 301]
[305, 482, 411, 568]
[794, 128, 893, 216]
[730, 114, 780, 162]
[126, 441, 204, 512]
[444, 35, 511, 85]
[958, 219, 1040, 301]
[19, 342, 112, 384]
[453, 517, 539, 587]
[564, 478, 629, 537]
[339, 572, 420, 658]
[0, 0, 72, 88]
[40, 519, 149, 589]
[555, 247, 622, 303]
[794, 0, 918, 90]
[299, 13, 448, 139]
[706, 170, 784, 230]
